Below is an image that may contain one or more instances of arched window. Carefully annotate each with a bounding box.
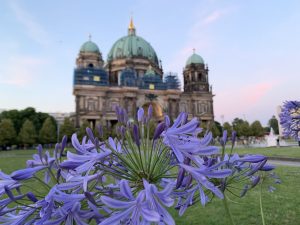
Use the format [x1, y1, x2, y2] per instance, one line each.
[88, 63, 94, 68]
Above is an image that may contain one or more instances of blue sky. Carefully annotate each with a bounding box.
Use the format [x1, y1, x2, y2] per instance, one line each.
[0, 0, 299, 125]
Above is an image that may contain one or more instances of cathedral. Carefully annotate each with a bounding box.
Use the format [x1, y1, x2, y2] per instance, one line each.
[73, 18, 214, 128]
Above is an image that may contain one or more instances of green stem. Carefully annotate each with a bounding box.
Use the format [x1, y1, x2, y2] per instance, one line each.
[259, 179, 266, 225]
[223, 195, 236, 225]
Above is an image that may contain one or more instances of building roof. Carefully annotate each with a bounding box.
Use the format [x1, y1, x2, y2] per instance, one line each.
[107, 19, 159, 65]
[186, 53, 204, 66]
[80, 40, 100, 53]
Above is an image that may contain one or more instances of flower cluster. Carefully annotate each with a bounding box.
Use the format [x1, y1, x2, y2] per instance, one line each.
[0, 107, 277, 224]
[279, 100, 300, 140]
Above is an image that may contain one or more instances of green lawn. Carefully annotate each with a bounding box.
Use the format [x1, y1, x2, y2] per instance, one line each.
[227, 146, 300, 159]
[0, 149, 300, 224]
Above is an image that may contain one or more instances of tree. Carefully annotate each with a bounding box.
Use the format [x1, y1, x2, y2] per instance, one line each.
[250, 120, 265, 137]
[211, 121, 222, 138]
[39, 117, 57, 144]
[18, 120, 37, 147]
[0, 119, 17, 148]
[268, 115, 279, 134]
[59, 118, 76, 140]
[77, 120, 90, 140]
[223, 122, 232, 136]
[232, 118, 250, 137]
[0, 107, 55, 135]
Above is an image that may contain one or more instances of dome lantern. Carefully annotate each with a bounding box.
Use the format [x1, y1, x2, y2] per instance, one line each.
[128, 17, 136, 36]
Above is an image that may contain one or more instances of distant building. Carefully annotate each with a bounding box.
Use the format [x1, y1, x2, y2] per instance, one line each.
[73, 18, 214, 128]
[49, 112, 73, 125]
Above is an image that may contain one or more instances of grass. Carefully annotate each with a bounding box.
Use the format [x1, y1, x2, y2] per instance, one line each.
[0, 149, 300, 224]
[227, 146, 300, 159]
[171, 166, 300, 225]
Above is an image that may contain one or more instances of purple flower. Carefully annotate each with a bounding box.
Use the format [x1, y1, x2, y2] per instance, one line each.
[60, 133, 111, 173]
[179, 164, 232, 205]
[0, 207, 36, 225]
[143, 179, 175, 225]
[100, 180, 160, 225]
[153, 122, 166, 140]
[279, 101, 300, 140]
[137, 107, 144, 122]
[162, 114, 218, 162]
[44, 202, 90, 225]
[10, 166, 46, 181]
[220, 130, 227, 147]
[238, 155, 267, 163]
[133, 124, 140, 147]
[27, 150, 55, 168]
[60, 150, 111, 174]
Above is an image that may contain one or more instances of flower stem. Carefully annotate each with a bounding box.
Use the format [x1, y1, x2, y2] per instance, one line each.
[223, 195, 235, 225]
[259, 179, 266, 225]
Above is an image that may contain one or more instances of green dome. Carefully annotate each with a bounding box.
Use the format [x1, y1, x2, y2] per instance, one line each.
[186, 53, 204, 66]
[80, 41, 100, 53]
[107, 34, 159, 65]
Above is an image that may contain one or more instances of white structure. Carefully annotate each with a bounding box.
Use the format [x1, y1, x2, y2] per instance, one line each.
[276, 105, 283, 137]
[265, 128, 278, 147]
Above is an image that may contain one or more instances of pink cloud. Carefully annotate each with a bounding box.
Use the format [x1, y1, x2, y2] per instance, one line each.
[214, 81, 280, 122]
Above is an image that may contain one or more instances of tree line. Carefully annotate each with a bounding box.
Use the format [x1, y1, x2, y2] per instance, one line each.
[210, 115, 279, 138]
[0, 107, 110, 149]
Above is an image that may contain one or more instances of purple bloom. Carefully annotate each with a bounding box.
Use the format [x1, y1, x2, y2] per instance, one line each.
[179, 164, 232, 204]
[27, 147, 55, 168]
[153, 122, 166, 140]
[44, 202, 90, 225]
[220, 130, 227, 147]
[279, 101, 300, 140]
[162, 114, 218, 163]
[60, 150, 111, 174]
[238, 155, 267, 163]
[260, 164, 276, 171]
[137, 107, 144, 122]
[0, 207, 36, 225]
[10, 166, 46, 181]
[100, 180, 161, 225]
[143, 179, 175, 225]
[133, 124, 140, 147]
[60, 134, 111, 173]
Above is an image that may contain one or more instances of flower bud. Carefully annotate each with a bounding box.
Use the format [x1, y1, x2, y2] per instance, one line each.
[176, 167, 186, 189]
[153, 122, 166, 140]
[96, 124, 103, 138]
[137, 107, 144, 122]
[148, 104, 153, 120]
[133, 124, 140, 147]
[27, 192, 38, 202]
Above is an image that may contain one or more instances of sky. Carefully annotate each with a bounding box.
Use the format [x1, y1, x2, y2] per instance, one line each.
[0, 0, 299, 126]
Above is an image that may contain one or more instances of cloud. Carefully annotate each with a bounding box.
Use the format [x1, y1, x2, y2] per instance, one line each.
[0, 55, 46, 87]
[165, 6, 234, 77]
[9, 1, 50, 46]
[214, 80, 280, 122]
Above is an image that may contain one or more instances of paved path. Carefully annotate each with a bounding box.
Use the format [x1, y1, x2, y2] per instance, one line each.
[268, 159, 300, 167]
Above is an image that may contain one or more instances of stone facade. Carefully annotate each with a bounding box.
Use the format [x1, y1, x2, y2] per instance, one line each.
[73, 20, 214, 128]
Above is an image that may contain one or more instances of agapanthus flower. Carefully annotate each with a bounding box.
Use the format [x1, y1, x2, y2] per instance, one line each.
[0, 108, 279, 225]
[279, 100, 300, 140]
[100, 180, 161, 225]
[162, 112, 219, 163]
